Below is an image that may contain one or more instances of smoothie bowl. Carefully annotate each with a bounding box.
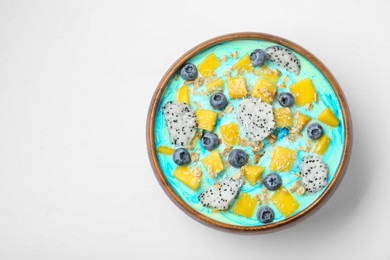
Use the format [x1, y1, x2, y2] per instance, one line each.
[146, 33, 351, 233]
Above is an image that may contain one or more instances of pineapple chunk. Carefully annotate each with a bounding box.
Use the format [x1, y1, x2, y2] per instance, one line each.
[201, 151, 225, 177]
[318, 108, 339, 127]
[195, 109, 218, 132]
[177, 85, 190, 104]
[271, 188, 299, 217]
[197, 53, 221, 77]
[232, 193, 257, 218]
[273, 108, 293, 128]
[257, 66, 281, 83]
[227, 75, 247, 99]
[219, 123, 240, 146]
[269, 147, 297, 172]
[173, 166, 202, 191]
[242, 165, 265, 186]
[291, 112, 311, 133]
[314, 135, 331, 155]
[250, 78, 277, 103]
[232, 54, 254, 72]
[157, 146, 175, 155]
[206, 78, 224, 93]
[290, 78, 317, 106]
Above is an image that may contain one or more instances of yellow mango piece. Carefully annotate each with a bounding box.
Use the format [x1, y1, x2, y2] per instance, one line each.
[250, 78, 277, 103]
[232, 54, 254, 72]
[227, 75, 247, 99]
[273, 108, 293, 128]
[242, 165, 265, 186]
[201, 151, 225, 177]
[177, 85, 190, 104]
[195, 109, 218, 132]
[271, 188, 299, 217]
[197, 53, 221, 77]
[314, 135, 331, 155]
[257, 66, 281, 83]
[206, 78, 224, 93]
[269, 147, 297, 172]
[318, 108, 339, 127]
[291, 112, 311, 133]
[156, 146, 174, 155]
[290, 78, 317, 106]
[232, 193, 257, 218]
[173, 166, 202, 191]
[219, 123, 240, 146]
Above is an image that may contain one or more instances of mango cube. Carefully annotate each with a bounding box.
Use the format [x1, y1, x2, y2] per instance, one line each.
[197, 53, 221, 77]
[242, 165, 265, 186]
[318, 108, 339, 127]
[232, 54, 254, 72]
[250, 78, 277, 103]
[206, 78, 224, 93]
[195, 109, 218, 132]
[219, 123, 240, 146]
[290, 78, 317, 106]
[273, 108, 293, 128]
[177, 85, 190, 104]
[201, 151, 225, 177]
[269, 147, 297, 172]
[271, 188, 299, 217]
[173, 166, 202, 191]
[232, 193, 257, 218]
[256, 66, 281, 83]
[291, 112, 311, 133]
[314, 135, 331, 155]
[157, 146, 175, 155]
[227, 75, 247, 99]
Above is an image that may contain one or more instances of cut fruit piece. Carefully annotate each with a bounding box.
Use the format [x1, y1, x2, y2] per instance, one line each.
[271, 188, 299, 217]
[314, 135, 331, 155]
[219, 123, 240, 146]
[197, 53, 221, 77]
[206, 78, 224, 93]
[250, 78, 277, 103]
[177, 85, 190, 104]
[242, 165, 265, 186]
[232, 54, 254, 72]
[257, 66, 281, 84]
[156, 146, 175, 155]
[232, 192, 257, 218]
[291, 112, 311, 134]
[290, 78, 317, 106]
[172, 166, 202, 191]
[269, 146, 297, 172]
[227, 75, 247, 99]
[318, 108, 339, 127]
[195, 109, 218, 132]
[273, 108, 293, 128]
[201, 151, 225, 177]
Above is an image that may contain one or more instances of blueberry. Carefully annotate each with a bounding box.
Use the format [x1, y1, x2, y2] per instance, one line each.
[256, 206, 275, 224]
[250, 49, 267, 66]
[278, 92, 294, 107]
[201, 132, 219, 150]
[228, 149, 248, 168]
[179, 63, 198, 81]
[210, 92, 228, 110]
[172, 148, 191, 165]
[307, 123, 324, 140]
[263, 173, 282, 191]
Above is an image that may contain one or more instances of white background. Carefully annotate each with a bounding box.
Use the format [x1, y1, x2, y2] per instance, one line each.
[0, 0, 389, 259]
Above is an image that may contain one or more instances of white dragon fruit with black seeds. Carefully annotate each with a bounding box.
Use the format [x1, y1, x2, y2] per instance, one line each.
[299, 155, 328, 193]
[198, 178, 242, 211]
[265, 46, 301, 75]
[162, 101, 197, 146]
[236, 98, 275, 142]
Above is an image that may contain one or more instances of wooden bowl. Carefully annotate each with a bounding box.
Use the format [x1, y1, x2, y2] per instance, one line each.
[146, 32, 352, 233]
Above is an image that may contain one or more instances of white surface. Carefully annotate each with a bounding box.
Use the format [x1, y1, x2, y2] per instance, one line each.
[0, 0, 389, 259]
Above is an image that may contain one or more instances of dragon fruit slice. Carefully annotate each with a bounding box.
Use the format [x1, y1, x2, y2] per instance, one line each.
[198, 178, 242, 210]
[265, 46, 301, 75]
[299, 155, 328, 193]
[162, 101, 197, 146]
[236, 98, 275, 142]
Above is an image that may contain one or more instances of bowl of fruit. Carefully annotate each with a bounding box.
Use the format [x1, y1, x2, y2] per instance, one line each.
[146, 32, 351, 233]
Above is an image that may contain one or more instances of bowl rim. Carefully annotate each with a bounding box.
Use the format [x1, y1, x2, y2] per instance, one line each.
[146, 32, 352, 233]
